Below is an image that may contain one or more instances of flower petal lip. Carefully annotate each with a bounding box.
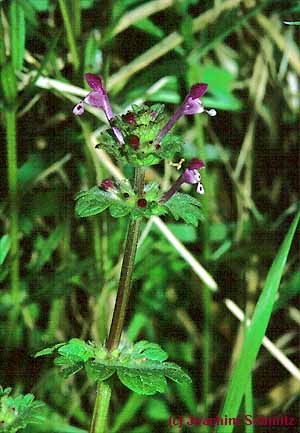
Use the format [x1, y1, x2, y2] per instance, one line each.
[189, 83, 208, 99]
[183, 98, 204, 115]
[84, 92, 104, 108]
[73, 102, 84, 116]
[84, 73, 104, 92]
[182, 168, 201, 184]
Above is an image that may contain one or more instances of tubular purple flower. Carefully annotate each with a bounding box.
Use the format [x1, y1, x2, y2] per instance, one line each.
[160, 159, 206, 203]
[73, 73, 124, 144]
[155, 83, 216, 143]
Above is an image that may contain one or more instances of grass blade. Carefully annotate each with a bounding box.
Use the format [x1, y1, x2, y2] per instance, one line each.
[217, 210, 300, 433]
[10, 0, 25, 71]
[244, 376, 254, 433]
[58, 0, 80, 71]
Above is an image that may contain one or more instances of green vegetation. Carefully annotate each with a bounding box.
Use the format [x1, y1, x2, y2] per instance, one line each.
[1, 1, 299, 432]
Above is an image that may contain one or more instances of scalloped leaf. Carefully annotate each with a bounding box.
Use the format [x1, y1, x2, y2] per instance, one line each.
[34, 342, 65, 358]
[85, 361, 116, 381]
[132, 341, 168, 361]
[75, 187, 114, 217]
[109, 202, 131, 218]
[164, 192, 203, 226]
[35, 339, 192, 396]
[0, 388, 44, 433]
[160, 134, 183, 158]
[117, 363, 168, 395]
[57, 338, 94, 362]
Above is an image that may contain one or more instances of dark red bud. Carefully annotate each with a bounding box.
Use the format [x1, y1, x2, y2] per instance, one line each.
[101, 179, 115, 190]
[123, 112, 136, 124]
[188, 158, 205, 170]
[151, 111, 157, 119]
[129, 135, 140, 149]
[155, 144, 161, 150]
[137, 198, 147, 208]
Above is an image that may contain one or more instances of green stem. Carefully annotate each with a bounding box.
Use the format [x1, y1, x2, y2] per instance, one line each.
[6, 109, 20, 340]
[89, 168, 144, 433]
[107, 167, 145, 351]
[58, 0, 80, 71]
[89, 382, 111, 433]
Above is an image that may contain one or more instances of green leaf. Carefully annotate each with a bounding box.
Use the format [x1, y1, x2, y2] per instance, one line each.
[217, 211, 300, 433]
[132, 341, 168, 362]
[0, 235, 11, 266]
[274, 271, 300, 311]
[145, 398, 170, 421]
[28, 225, 64, 270]
[60, 363, 84, 378]
[134, 18, 164, 39]
[117, 363, 168, 395]
[34, 339, 191, 395]
[143, 182, 161, 202]
[164, 193, 203, 226]
[85, 361, 116, 381]
[163, 362, 192, 385]
[75, 187, 114, 217]
[1, 63, 17, 104]
[110, 202, 131, 218]
[34, 342, 66, 357]
[160, 134, 183, 159]
[0, 388, 44, 433]
[84, 30, 99, 71]
[10, 0, 25, 71]
[28, 0, 49, 11]
[57, 338, 94, 362]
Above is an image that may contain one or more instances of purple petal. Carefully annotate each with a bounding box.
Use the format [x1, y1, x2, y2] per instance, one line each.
[189, 83, 208, 99]
[188, 159, 205, 170]
[84, 91, 105, 108]
[112, 127, 125, 145]
[183, 98, 204, 115]
[182, 168, 201, 184]
[84, 73, 104, 91]
[73, 102, 84, 115]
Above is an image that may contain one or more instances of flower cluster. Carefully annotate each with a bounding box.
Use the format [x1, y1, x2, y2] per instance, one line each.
[73, 73, 216, 224]
[73, 73, 216, 168]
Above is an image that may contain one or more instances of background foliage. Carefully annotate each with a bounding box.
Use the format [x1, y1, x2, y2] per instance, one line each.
[1, 0, 299, 432]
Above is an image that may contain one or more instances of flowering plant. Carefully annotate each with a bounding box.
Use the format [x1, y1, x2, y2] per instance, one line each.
[74, 74, 215, 224]
[37, 73, 216, 433]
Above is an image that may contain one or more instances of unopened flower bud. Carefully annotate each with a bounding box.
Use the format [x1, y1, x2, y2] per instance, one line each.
[137, 198, 147, 208]
[129, 135, 140, 149]
[101, 179, 115, 191]
[123, 112, 136, 124]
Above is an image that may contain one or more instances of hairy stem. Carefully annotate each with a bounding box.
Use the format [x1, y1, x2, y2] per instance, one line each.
[89, 167, 144, 433]
[6, 109, 20, 343]
[89, 382, 111, 433]
[107, 167, 145, 350]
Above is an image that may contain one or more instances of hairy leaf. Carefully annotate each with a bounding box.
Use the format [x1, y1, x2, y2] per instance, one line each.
[35, 339, 191, 396]
[75, 187, 114, 217]
[164, 193, 203, 226]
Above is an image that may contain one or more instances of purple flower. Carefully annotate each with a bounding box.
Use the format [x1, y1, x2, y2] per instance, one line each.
[160, 159, 206, 203]
[155, 83, 216, 143]
[73, 73, 124, 144]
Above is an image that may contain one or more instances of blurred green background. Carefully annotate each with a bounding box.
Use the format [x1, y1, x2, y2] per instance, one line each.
[1, 0, 299, 432]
